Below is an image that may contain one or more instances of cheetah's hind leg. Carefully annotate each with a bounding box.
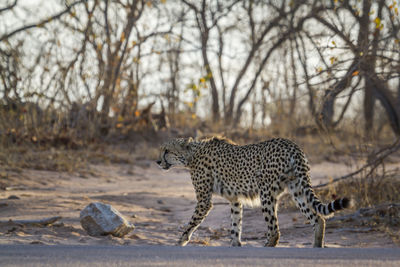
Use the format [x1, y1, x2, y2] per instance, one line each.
[288, 180, 326, 248]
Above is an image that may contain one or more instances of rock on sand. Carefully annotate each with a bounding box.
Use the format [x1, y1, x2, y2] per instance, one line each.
[80, 202, 135, 237]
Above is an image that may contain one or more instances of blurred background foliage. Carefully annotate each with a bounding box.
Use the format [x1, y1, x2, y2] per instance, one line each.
[0, 0, 399, 147]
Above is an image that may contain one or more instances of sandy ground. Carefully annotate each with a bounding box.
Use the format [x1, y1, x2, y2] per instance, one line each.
[0, 158, 399, 248]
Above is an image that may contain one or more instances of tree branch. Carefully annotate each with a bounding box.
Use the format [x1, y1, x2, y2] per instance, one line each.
[0, 0, 17, 14]
[0, 0, 85, 42]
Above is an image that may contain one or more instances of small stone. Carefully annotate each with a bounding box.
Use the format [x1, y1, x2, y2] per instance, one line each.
[8, 195, 20, 200]
[30, 241, 44, 245]
[80, 202, 135, 237]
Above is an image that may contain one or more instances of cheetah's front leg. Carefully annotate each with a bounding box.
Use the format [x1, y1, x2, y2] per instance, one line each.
[260, 188, 280, 247]
[230, 201, 243, 246]
[178, 200, 213, 246]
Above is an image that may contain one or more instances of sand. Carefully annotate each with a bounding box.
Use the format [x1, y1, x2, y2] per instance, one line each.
[0, 158, 398, 247]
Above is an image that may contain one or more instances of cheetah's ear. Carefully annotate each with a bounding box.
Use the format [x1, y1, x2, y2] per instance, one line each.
[183, 137, 193, 151]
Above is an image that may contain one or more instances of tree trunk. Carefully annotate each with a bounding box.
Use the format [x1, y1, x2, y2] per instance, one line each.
[200, 33, 220, 122]
[366, 75, 400, 136]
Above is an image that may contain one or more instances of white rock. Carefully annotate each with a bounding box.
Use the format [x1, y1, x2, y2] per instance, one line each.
[80, 202, 135, 237]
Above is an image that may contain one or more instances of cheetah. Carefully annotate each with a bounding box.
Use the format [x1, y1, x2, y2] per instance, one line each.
[156, 137, 349, 247]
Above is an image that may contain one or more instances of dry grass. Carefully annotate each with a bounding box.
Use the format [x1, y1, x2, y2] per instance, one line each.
[317, 172, 400, 210]
[0, 147, 86, 173]
[0, 144, 135, 175]
[316, 171, 400, 245]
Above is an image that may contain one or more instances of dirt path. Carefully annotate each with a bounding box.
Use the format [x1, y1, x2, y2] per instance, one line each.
[0, 160, 398, 247]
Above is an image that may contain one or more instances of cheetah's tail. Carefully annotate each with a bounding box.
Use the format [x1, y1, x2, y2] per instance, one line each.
[314, 197, 350, 216]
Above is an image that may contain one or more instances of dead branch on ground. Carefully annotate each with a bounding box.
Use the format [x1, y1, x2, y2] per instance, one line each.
[0, 216, 62, 226]
[315, 139, 400, 189]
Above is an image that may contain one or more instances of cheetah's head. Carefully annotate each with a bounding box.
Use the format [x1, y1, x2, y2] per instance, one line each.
[156, 138, 194, 170]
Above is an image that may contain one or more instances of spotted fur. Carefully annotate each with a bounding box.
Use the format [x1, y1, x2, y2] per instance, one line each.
[157, 137, 349, 247]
